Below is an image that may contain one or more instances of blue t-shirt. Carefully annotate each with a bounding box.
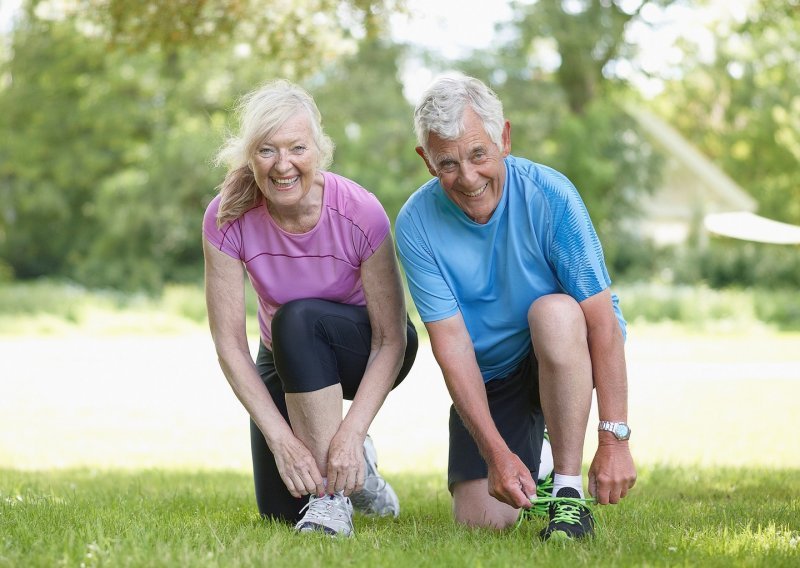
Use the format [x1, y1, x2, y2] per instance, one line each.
[396, 155, 626, 381]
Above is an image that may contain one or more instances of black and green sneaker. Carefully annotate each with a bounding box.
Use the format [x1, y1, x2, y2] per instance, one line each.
[539, 487, 595, 541]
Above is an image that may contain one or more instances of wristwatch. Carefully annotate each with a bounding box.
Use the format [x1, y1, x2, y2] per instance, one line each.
[598, 421, 631, 441]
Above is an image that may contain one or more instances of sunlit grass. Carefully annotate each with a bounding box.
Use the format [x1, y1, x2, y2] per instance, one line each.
[2, 280, 799, 565]
[1, 467, 798, 567]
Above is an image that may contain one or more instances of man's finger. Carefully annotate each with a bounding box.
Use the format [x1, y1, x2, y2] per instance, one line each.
[587, 473, 597, 498]
[521, 475, 537, 501]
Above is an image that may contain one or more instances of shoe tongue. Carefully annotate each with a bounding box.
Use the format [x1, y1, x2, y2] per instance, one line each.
[556, 486, 581, 499]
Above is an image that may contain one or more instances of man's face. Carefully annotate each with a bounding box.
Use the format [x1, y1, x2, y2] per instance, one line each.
[417, 107, 510, 224]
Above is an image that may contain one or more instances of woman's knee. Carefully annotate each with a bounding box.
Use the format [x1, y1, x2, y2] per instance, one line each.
[272, 299, 322, 339]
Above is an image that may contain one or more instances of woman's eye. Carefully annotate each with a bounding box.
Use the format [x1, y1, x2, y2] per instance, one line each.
[291, 146, 307, 154]
[258, 148, 275, 157]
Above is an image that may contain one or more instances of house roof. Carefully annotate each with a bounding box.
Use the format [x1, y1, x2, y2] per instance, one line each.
[626, 105, 757, 213]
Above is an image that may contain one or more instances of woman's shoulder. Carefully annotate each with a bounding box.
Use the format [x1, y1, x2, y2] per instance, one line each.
[323, 171, 387, 217]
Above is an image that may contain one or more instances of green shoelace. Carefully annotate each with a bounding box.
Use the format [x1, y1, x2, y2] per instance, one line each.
[514, 495, 596, 531]
[528, 474, 554, 518]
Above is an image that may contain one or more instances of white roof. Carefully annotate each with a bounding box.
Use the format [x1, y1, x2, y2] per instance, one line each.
[626, 106, 758, 212]
[704, 212, 800, 245]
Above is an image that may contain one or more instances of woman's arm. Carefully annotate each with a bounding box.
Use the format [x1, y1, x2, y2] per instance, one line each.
[203, 237, 324, 498]
[325, 235, 408, 490]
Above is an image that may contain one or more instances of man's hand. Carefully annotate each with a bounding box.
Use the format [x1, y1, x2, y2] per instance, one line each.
[587, 439, 636, 504]
[487, 449, 537, 509]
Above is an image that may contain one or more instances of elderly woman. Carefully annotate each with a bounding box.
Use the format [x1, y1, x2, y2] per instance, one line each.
[203, 80, 417, 537]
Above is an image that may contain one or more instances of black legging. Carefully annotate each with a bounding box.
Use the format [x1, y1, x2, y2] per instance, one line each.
[251, 298, 418, 523]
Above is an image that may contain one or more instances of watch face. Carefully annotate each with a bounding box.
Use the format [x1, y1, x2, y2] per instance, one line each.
[614, 423, 631, 440]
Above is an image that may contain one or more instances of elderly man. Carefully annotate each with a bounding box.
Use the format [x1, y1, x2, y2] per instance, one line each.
[395, 74, 636, 540]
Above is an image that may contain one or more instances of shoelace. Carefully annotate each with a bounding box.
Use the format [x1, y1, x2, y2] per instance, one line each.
[514, 496, 596, 531]
[529, 475, 554, 517]
[298, 495, 350, 523]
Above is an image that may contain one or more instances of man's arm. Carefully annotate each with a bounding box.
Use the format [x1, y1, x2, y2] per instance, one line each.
[580, 289, 636, 504]
[426, 313, 536, 509]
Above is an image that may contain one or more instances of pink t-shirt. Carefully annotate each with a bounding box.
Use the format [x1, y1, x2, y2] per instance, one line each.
[203, 171, 391, 348]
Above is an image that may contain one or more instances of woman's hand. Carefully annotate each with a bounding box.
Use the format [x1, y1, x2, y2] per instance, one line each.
[272, 434, 326, 498]
[325, 429, 365, 496]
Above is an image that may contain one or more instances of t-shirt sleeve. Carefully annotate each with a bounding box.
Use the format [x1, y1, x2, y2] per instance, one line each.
[546, 176, 612, 302]
[395, 208, 459, 323]
[350, 191, 391, 263]
[202, 194, 244, 260]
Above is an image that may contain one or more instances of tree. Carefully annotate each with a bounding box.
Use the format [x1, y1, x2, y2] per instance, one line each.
[0, 0, 403, 289]
[655, 0, 800, 225]
[511, 0, 676, 115]
[312, 38, 430, 223]
[448, 0, 674, 274]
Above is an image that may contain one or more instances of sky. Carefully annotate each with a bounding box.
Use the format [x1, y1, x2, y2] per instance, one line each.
[389, 0, 518, 59]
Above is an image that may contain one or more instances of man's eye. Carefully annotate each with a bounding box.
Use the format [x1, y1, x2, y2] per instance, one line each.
[439, 162, 457, 173]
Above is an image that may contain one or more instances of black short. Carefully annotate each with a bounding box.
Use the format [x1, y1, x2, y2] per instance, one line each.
[448, 349, 545, 491]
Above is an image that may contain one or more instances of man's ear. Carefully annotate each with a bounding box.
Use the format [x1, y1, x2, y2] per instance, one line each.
[501, 120, 511, 157]
[416, 146, 437, 177]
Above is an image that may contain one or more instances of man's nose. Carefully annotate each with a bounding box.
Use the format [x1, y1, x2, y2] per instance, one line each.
[458, 161, 480, 185]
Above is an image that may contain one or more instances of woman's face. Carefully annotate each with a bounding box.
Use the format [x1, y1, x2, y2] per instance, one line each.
[251, 112, 319, 209]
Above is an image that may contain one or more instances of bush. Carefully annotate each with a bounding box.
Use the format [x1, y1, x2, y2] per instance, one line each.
[660, 240, 800, 289]
[617, 282, 800, 331]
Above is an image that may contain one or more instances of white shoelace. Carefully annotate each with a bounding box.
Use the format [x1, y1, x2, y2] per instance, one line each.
[298, 494, 352, 525]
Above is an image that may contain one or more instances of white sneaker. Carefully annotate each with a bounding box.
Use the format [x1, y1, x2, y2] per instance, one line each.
[350, 435, 400, 517]
[294, 493, 354, 537]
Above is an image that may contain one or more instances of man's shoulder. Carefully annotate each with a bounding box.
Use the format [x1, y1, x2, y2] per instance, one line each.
[397, 178, 440, 221]
[507, 156, 570, 190]
[506, 156, 580, 209]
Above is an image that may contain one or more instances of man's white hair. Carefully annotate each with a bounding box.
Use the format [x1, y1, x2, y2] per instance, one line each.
[413, 72, 505, 156]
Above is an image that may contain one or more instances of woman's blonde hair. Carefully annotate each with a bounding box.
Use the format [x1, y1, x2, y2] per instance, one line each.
[214, 80, 334, 227]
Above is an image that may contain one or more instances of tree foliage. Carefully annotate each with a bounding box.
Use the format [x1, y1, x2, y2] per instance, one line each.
[512, 0, 674, 114]
[654, 0, 800, 225]
[452, 0, 674, 272]
[0, 0, 402, 289]
[312, 39, 430, 220]
[0, 0, 797, 291]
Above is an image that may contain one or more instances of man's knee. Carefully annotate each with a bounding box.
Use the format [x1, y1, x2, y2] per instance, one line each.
[528, 293, 583, 322]
[528, 294, 588, 363]
[452, 480, 520, 530]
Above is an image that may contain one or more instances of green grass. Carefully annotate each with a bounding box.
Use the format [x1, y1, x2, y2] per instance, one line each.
[2, 467, 798, 567]
[3, 280, 799, 565]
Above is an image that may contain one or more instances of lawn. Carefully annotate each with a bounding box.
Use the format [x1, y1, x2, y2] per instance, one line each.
[1, 282, 799, 566]
[2, 467, 798, 567]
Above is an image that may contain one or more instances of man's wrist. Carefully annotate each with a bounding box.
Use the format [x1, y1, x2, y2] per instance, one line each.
[598, 420, 631, 441]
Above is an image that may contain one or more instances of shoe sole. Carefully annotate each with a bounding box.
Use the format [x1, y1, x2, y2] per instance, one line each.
[543, 529, 594, 542]
[296, 523, 353, 538]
